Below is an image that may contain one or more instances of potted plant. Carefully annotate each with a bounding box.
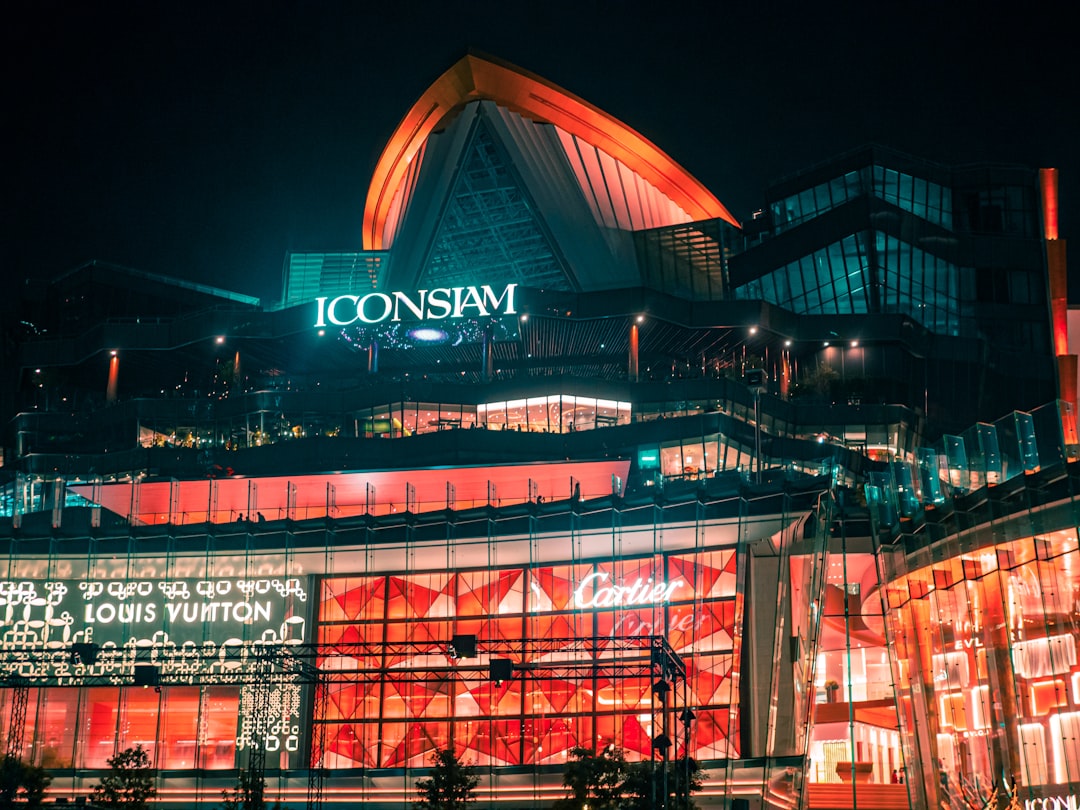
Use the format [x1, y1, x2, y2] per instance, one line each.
[824, 680, 841, 703]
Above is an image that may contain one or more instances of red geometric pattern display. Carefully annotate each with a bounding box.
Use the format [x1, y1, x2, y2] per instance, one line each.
[318, 549, 740, 768]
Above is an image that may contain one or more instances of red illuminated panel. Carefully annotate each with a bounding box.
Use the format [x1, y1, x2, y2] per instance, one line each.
[81, 688, 119, 768]
[322, 577, 386, 622]
[325, 722, 378, 768]
[691, 706, 733, 760]
[689, 655, 736, 706]
[198, 688, 240, 769]
[70, 459, 631, 526]
[459, 718, 527, 766]
[669, 549, 738, 600]
[667, 601, 737, 652]
[381, 721, 451, 768]
[1040, 168, 1060, 241]
[150, 688, 202, 769]
[316, 547, 742, 767]
[456, 570, 525, 616]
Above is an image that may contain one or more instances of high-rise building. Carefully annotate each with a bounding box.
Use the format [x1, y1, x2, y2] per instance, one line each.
[1, 53, 1076, 810]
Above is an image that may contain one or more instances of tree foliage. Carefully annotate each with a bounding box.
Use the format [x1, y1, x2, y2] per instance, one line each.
[553, 746, 628, 810]
[415, 748, 479, 810]
[0, 754, 52, 809]
[554, 747, 705, 810]
[622, 757, 704, 810]
[221, 769, 280, 810]
[90, 745, 157, 810]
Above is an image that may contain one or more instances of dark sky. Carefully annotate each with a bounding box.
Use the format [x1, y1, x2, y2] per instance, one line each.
[5, 2, 1077, 303]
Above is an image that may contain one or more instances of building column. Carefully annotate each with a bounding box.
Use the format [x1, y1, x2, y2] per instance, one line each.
[368, 340, 379, 374]
[481, 326, 493, 382]
[106, 351, 119, 403]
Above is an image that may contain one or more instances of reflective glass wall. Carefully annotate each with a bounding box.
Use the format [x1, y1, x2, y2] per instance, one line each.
[882, 529, 1080, 805]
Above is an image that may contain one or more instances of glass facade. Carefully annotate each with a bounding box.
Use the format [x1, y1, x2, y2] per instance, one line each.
[769, 164, 954, 233]
[1, 494, 802, 804]
[735, 232, 974, 337]
[318, 549, 739, 769]
[883, 529, 1080, 804]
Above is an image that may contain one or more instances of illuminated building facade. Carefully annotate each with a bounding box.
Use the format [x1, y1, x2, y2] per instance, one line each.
[1, 53, 1076, 809]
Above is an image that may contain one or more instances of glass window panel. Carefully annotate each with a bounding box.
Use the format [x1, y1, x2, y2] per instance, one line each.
[36, 689, 78, 769]
[79, 687, 119, 768]
[200, 688, 241, 768]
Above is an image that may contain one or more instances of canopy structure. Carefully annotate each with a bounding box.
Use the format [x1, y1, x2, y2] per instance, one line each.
[364, 52, 738, 252]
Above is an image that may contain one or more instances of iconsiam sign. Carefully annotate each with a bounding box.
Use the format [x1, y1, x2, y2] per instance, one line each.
[314, 283, 518, 327]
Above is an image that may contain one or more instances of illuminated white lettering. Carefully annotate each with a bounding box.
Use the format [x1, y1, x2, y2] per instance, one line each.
[392, 290, 427, 321]
[482, 283, 517, 315]
[454, 286, 487, 318]
[326, 295, 359, 326]
[571, 572, 683, 609]
[313, 284, 518, 328]
[357, 293, 393, 324]
[427, 288, 452, 319]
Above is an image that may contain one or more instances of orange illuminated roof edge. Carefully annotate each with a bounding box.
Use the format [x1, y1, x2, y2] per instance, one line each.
[363, 53, 739, 250]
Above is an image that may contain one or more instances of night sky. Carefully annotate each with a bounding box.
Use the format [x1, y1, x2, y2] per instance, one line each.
[6, 2, 1078, 303]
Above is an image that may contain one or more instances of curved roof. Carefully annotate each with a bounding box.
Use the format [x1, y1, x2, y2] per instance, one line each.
[363, 53, 739, 251]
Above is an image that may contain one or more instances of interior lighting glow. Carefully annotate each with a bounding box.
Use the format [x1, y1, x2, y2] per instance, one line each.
[749, 326, 757, 335]
[408, 327, 448, 343]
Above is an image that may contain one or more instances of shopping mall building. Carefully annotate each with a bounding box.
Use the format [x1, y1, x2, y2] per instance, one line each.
[2, 54, 1077, 810]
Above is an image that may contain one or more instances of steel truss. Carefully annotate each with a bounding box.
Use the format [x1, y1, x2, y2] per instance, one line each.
[1, 635, 687, 808]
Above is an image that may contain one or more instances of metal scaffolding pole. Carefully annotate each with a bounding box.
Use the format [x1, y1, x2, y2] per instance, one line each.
[4, 676, 29, 759]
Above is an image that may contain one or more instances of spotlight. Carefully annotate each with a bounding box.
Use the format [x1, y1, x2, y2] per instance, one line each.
[133, 664, 160, 688]
[652, 679, 671, 700]
[70, 642, 101, 666]
[450, 634, 477, 659]
[489, 658, 514, 684]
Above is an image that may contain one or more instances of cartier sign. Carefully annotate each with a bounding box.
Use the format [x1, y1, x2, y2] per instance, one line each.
[571, 572, 684, 609]
[314, 283, 518, 327]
